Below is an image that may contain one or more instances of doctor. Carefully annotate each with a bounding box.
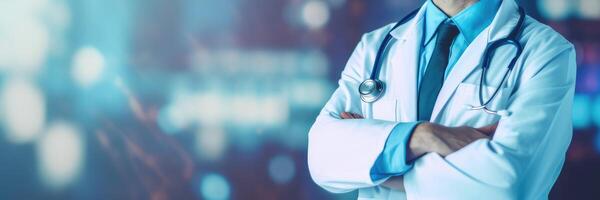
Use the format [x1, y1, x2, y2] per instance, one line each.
[307, 0, 576, 199]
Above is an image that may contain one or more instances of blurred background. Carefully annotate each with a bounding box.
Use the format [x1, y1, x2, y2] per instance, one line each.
[0, 0, 599, 199]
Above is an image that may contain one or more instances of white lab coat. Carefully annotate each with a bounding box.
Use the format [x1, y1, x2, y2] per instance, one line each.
[307, 0, 576, 199]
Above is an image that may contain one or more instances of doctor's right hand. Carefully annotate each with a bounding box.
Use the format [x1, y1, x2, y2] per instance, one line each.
[339, 112, 497, 159]
[408, 122, 498, 159]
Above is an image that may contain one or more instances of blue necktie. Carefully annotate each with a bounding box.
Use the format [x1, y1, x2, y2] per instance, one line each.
[418, 22, 459, 121]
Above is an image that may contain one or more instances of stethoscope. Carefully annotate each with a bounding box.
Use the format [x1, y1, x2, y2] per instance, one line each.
[359, 7, 526, 116]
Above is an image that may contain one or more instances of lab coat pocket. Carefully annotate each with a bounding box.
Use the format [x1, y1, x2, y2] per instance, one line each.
[370, 99, 398, 122]
[443, 83, 510, 127]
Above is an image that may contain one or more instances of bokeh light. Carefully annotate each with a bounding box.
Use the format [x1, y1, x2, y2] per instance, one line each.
[572, 94, 591, 129]
[43, 0, 71, 30]
[199, 173, 231, 200]
[268, 154, 296, 185]
[537, 0, 571, 20]
[157, 104, 186, 134]
[289, 80, 332, 108]
[301, 1, 330, 30]
[0, 0, 599, 199]
[0, 78, 46, 143]
[577, 0, 600, 19]
[592, 97, 600, 127]
[195, 126, 228, 162]
[0, 20, 49, 75]
[37, 121, 84, 189]
[256, 96, 289, 127]
[162, 91, 227, 129]
[71, 47, 106, 88]
[162, 89, 293, 130]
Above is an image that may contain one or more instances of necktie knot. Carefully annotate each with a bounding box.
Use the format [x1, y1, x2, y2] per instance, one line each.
[437, 22, 459, 45]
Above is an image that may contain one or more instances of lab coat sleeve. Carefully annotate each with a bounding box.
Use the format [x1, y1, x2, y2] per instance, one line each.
[403, 45, 576, 199]
[307, 34, 406, 193]
[371, 121, 421, 181]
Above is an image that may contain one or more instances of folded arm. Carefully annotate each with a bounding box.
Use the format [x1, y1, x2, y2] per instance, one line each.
[308, 34, 497, 193]
[400, 46, 576, 199]
[340, 112, 498, 191]
[307, 34, 398, 193]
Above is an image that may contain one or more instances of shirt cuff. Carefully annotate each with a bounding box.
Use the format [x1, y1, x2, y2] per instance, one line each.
[370, 121, 422, 181]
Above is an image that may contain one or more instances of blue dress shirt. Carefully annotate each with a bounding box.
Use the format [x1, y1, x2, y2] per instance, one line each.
[370, 0, 501, 181]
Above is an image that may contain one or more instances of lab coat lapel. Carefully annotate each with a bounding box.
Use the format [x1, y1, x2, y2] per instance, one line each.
[429, 0, 521, 122]
[429, 31, 489, 122]
[389, 7, 426, 122]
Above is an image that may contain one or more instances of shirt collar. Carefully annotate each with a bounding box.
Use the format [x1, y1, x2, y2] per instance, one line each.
[423, 0, 501, 46]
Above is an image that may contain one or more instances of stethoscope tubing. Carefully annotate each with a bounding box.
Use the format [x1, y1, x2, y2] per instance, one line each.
[359, 6, 526, 117]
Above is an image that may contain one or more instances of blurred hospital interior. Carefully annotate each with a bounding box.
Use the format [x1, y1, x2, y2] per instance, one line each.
[0, 0, 599, 199]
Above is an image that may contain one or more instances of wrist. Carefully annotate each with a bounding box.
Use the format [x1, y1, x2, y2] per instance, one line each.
[407, 122, 434, 160]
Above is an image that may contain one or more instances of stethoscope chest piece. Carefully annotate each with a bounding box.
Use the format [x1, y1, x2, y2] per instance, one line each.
[359, 79, 385, 103]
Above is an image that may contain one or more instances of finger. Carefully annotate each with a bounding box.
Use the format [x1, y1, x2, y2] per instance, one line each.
[341, 112, 364, 119]
[340, 112, 354, 119]
[340, 112, 351, 119]
[351, 113, 364, 119]
[476, 122, 498, 136]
